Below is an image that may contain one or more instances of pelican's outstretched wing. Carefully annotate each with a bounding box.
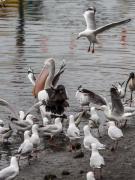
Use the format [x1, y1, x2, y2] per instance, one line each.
[33, 58, 55, 97]
[83, 9, 96, 30]
[52, 60, 66, 87]
[0, 98, 19, 119]
[81, 89, 107, 106]
[110, 87, 124, 116]
[95, 18, 131, 34]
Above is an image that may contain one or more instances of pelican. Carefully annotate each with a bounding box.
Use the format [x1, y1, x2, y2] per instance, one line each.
[124, 72, 135, 106]
[32, 58, 69, 114]
[77, 7, 131, 53]
[90, 143, 105, 180]
[33, 58, 66, 97]
[0, 156, 19, 180]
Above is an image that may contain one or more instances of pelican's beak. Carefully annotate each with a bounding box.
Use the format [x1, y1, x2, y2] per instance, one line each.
[32, 65, 49, 97]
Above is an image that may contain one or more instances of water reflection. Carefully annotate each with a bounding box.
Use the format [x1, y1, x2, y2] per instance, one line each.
[16, 0, 25, 59]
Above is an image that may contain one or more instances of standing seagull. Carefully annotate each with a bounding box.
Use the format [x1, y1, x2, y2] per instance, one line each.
[0, 156, 19, 180]
[66, 115, 80, 151]
[18, 130, 33, 165]
[90, 143, 105, 180]
[83, 125, 105, 150]
[77, 7, 131, 53]
[107, 121, 123, 151]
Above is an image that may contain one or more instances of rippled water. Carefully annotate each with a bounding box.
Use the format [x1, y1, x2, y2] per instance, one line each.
[0, 0, 134, 167]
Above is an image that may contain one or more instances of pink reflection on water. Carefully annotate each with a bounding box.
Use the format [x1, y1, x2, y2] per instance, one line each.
[40, 36, 48, 53]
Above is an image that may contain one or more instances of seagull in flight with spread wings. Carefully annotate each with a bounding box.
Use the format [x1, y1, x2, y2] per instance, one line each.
[77, 7, 131, 53]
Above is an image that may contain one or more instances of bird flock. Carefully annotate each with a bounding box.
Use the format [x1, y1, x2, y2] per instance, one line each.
[0, 5, 133, 180]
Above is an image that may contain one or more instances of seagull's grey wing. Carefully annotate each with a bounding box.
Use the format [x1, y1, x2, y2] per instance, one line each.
[52, 60, 66, 87]
[0, 98, 19, 119]
[83, 11, 96, 30]
[95, 18, 131, 34]
[82, 89, 107, 106]
[40, 125, 58, 132]
[23, 101, 42, 120]
[110, 87, 124, 116]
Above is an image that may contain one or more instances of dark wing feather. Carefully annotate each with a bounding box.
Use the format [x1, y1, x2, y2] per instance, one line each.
[81, 89, 107, 106]
[52, 61, 66, 87]
[110, 87, 124, 116]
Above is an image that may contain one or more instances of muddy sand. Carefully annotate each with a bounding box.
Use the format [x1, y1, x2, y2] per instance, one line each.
[15, 125, 135, 180]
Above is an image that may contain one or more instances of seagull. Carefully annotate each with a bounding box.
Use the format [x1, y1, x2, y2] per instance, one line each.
[30, 124, 40, 157]
[0, 122, 13, 143]
[0, 156, 19, 180]
[27, 67, 36, 86]
[86, 171, 96, 180]
[117, 81, 125, 99]
[39, 117, 63, 138]
[89, 107, 101, 137]
[107, 121, 123, 151]
[75, 85, 107, 110]
[18, 130, 33, 165]
[99, 87, 135, 126]
[124, 72, 135, 106]
[66, 115, 80, 151]
[90, 143, 105, 180]
[77, 7, 131, 53]
[83, 125, 105, 150]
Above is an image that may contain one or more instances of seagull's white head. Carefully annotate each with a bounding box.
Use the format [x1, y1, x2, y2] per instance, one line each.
[24, 130, 31, 139]
[86, 7, 96, 14]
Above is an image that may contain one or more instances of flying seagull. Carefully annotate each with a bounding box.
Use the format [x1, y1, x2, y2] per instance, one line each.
[77, 7, 131, 53]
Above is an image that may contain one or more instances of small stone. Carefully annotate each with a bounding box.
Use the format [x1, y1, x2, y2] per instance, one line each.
[80, 170, 84, 174]
[44, 174, 57, 180]
[61, 170, 70, 175]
